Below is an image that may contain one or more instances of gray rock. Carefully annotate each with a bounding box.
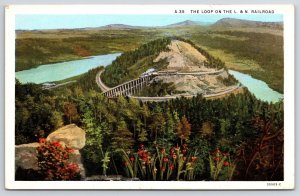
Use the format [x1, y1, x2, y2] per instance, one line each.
[15, 143, 39, 171]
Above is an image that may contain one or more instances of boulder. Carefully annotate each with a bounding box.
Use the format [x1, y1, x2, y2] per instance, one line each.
[15, 143, 39, 171]
[47, 124, 86, 150]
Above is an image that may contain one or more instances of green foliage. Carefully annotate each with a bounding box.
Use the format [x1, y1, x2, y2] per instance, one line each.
[217, 75, 239, 86]
[101, 151, 111, 176]
[16, 77, 284, 180]
[209, 149, 236, 181]
[121, 144, 199, 180]
[15, 80, 65, 144]
[135, 81, 176, 97]
[101, 38, 171, 87]
[111, 119, 135, 152]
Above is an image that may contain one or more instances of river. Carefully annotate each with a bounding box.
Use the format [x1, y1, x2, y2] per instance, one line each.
[16, 53, 121, 84]
[228, 70, 283, 103]
[15, 53, 283, 103]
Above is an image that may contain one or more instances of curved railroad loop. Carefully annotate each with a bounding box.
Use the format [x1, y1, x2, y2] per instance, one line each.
[96, 69, 241, 102]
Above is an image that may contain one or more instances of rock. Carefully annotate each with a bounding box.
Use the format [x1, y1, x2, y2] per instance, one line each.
[15, 124, 86, 180]
[15, 143, 39, 171]
[68, 150, 86, 178]
[47, 124, 86, 150]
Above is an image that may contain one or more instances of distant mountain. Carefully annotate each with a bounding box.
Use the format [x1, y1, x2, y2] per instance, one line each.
[100, 24, 146, 29]
[213, 18, 283, 29]
[167, 20, 198, 27]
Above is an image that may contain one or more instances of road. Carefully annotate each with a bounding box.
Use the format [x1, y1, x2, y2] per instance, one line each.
[96, 70, 111, 92]
[128, 85, 242, 102]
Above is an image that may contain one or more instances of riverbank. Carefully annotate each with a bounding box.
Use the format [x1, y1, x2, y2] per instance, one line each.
[16, 53, 121, 84]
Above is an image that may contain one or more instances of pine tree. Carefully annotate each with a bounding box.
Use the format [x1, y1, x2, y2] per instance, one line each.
[111, 119, 134, 152]
[163, 109, 177, 147]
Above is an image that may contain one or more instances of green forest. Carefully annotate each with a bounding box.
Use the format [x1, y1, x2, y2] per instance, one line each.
[16, 77, 284, 181]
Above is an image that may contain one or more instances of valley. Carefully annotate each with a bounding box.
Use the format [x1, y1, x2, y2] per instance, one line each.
[16, 18, 284, 92]
[14, 17, 284, 182]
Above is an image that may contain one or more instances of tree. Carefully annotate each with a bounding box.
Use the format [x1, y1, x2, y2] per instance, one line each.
[201, 121, 214, 138]
[162, 109, 177, 147]
[111, 119, 134, 152]
[50, 111, 64, 130]
[176, 115, 191, 145]
[63, 102, 79, 124]
[148, 105, 165, 142]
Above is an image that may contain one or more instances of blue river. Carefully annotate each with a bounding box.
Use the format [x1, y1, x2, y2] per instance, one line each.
[16, 53, 121, 84]
[229, 70, 283, 103]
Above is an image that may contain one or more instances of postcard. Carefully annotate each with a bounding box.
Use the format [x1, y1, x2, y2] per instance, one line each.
[5, 4, 295, 189]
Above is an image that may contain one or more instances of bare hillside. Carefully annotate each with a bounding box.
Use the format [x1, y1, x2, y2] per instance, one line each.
[149, 40, 238, 96]
[154, 40, 213, 72]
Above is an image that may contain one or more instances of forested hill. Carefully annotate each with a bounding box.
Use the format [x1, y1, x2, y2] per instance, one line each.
[101, 37, 225, 87]
[101, 38, 171, 87]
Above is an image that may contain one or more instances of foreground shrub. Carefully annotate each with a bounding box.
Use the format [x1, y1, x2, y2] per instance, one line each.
[37, 138, 81, 180]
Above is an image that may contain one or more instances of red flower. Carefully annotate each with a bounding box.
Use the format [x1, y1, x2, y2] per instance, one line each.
[172, 154, 177, 159]
[129, 157, 135, 162]
[182, 156, 186, 161]
[191, 156, 197, 162]
[214, 157, 220, 161]
[161, 167, 166, 172]
[182, 144, 187, 148]
[223, 161, 230, 166]
[39, 138, 46, 144]
[170, 148, 175, 154]
[52, 141, 62, 148]
[138, 150, 144, 157]
[169, 165, 174, 170]
[163, 157, 169, 162]
[182, 149, 187, 154]
[160, 148, 166, 153]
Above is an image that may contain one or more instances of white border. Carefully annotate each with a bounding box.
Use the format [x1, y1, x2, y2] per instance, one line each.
[5, 4, 295, 190]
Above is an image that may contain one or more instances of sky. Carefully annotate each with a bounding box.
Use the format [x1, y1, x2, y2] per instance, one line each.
[15, 14, 283, 30]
